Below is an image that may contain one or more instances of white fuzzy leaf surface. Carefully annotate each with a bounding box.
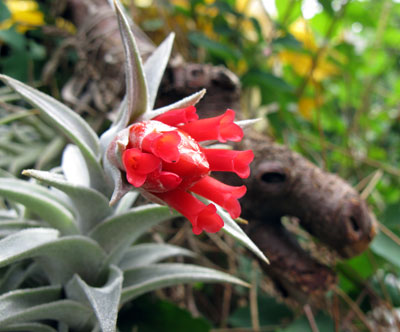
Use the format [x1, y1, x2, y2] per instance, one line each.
[121, 263, 249, 304]
[90, 204, 177, 265]
[0, 178, 78, 235]
[119, 243, 195, 270]
[66, 265, 123, 332]
[0, 322, 57, 332]
[144, 33, 175, 110]
[23, 169, 112, 234]
[0, 230, 106, 284]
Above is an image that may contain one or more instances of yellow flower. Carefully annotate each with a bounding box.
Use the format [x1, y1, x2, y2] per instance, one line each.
[279, 50, 339, 81]
[235, 0, 272, 40]
[298, 96, 323, 119]
[288, 18, 318, 51]
[279, 18, 340, 82]
[0, 0, 44, 33]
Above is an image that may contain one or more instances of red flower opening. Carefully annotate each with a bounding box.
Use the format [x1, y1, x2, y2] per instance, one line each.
[153, 105, 198, 126]
[179, 109, 243, 143]
[203, 149, 254, 179]
[121, 106, 253, 234]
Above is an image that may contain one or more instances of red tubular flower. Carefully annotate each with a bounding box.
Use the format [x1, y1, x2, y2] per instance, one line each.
[203, 149, 254, 178]
[179, 109, 243, 142]
[190, 176, 246, 219]
[122, 148, 161, 187]
[156, 189, 224, 235]
[153, 106, 198, 126]
[120, 106, 253, 234]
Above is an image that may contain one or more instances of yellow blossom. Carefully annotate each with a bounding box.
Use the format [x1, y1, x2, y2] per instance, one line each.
[298, 96, 323, 119]
[0, 0, 44, 33]
[279, 18, 340, 82]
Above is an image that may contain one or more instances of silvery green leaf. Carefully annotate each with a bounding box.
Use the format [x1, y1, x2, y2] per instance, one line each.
[144, 33, 175, 110]
[33, 236, 106, 285]
[0, 228, 59, 267]
[0, 178, 78, 235]
[0, 293, 93, 330]
[0, 110, 37, 125]
[8, 145, 43, 175]
[113, 190, 139, 215]
[121, 263, 249, 304]
[149, 89, 206, 119]
[0, 75, 99, 158]
[103, 128, 132, 206]
[0, 220, 41, 237]
[90, 204, 177, 265]
[0, 169, 13, 178]
[0, 322, 57, 332]
[217, 205, 269, 264]
[99, 0, 150, 155]
[0, 229, 106, 284]
[119, 243, 195, 270]
[62, 144, 90, 187]
[35, 136, 65, 170]
[66, 265, 123, 332]
[0, 262, 36, 293]
[114, 0, 148, 124]
[236, 118, 261, 128]
[22, 169, 112, 234]
[0, 75, 108, 194]
[0, 286, 62, 327]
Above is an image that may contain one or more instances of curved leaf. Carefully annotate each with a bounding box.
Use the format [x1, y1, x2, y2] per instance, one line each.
[150, 89, 206, 119]
[121, 263, 249, 304]
[0, 220, 42, 237]
[115, 0, 148, 123]
[0, 228, 59, 267]
[62, 144, 90, 187]
[99, 0, 149, 157]
[0, 296, 94, 330]
[0, 262, 37, 293]
[33, 236, 106, 285]
[144, 33, 175, 110]
[0, 286, 62, 325]
[113, 190, 139, 215]
[66, 265, 123, 332]
[90, 204, 177, 264]
[217, 204, 269, 264]
[0, 75, 99, 158]
[0, 322, 57, 332]
[0, 75, 108, 194]
[119, 243, 195, 270]
[23, 169, 112, 233]
[0, 178, 78, 235]
[0, 230, 106, 284]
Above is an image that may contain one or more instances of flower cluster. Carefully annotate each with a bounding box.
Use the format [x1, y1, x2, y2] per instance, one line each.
[121, 106, 254, 235]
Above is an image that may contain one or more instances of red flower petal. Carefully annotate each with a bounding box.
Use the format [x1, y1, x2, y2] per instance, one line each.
[142, 131, 181, 163]
[192, 203, 224, 235]
[190, 176, 246, 219]
[153, 106, 198, 126]
[122, 148, 161, 187]
[156, 189, 224, 234]
[143, 171, 182, 193]
[203, 149, 254, 178]
[179, 109, 243, 143]
[161, 132, 210, 188]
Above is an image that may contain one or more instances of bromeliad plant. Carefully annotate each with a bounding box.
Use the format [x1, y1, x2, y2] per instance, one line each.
[0, 1, 267, 331]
